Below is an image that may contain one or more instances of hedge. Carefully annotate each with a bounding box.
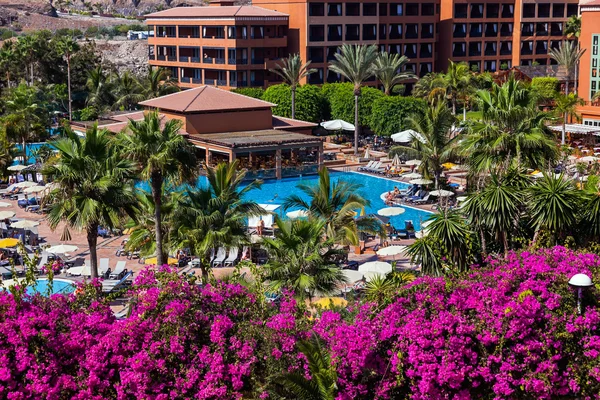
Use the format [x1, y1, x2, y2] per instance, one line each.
[322, 82, 384, 127]
[370, 96, 427, 137]
[262, 84, 328, 123]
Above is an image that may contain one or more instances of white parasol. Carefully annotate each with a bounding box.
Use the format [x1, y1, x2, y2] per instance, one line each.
[0, 202, 11, 208]
[11, 220, 39, 229]
[320, 119, 355, 131]
[409, 178, 433, 185]
[24, 186, 45, 194]
[391, 129, 426, 143]
[430, 189, 454, 197]
[403, 172, 422, 179]
[7, 165, 27, 172]
[405, 159, 422, 166]
[14, 181, 37, 188]
[358, 261, 393, 275]
[0, 211, 15, 219]
[377, 207, 406, 216]
[286, 210, 309, 219]
[46, 244, 79, 254]
[376, 245, 407, 258]
[391, 154, 401, 166]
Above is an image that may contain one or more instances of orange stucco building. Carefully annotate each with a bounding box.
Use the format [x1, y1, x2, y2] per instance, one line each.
[577, 0, 600, 126]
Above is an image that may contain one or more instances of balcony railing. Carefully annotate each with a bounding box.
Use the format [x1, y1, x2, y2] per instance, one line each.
[192, 78, 202, 84]
[217, 79, 227, 86]
[251, 58, 264, 64]
[215, 58, 225, 64]
[228, 58, 237, 65]
[181, 77, 191, 83]
[205, 78, 215, 85]
[203, 57, 214, 64]
[167, 56, 177, 62]
[149, 55, 155, 60]
[157, 55, 166, 61]
[237, 58, 248, 64]
[179, 56, 190, 63]
[250, 80, 264, 86]
[191, 57, 200, 63]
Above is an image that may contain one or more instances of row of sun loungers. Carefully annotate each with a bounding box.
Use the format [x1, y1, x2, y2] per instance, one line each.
[358, 161, 385, 174]
[66, 259, 127, 279]
[211, 247, 242, 268]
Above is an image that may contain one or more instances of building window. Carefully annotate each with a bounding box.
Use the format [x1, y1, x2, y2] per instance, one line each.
[363, 24, 377, 40]
[535, 40, 548, 55]
[584, 119, 600, 127]
[327, 69, 340, 83]
[379, 3, 388, 16]
[501, 4, 514, 18]
[484, 23, 498, 37]
[389, 24, 402, 39]
[453, 42, 466, 57]
[422, 3, 434, 15]
[484, 60, 496, 72]
[328, 3, 342, 16]
[390, 3, 403, 16]
[406, 24, 418, 39]
[591, 35, 600, 100]
[500, 23, 513, 37]
[521, 41, 533, 55]
[486, 3, 499, 18]
[552, 3, 564, 18]
[536, 22, 548, 36]
[404, 44, 417, 58]
[363, 3, 377, 16]
[523, 4, 535, 18]
[420, 43, 433, 58]
[455, 4, 467, 18]
[470, 3, 483, 18]
[538, 3, 550, 18]
[345, 24, 360, 40]
[406, 3, 419, 16]
[309, 68, 324, 84]
[500, 41, 512, 55]
[484, 41, 497, 56]
[551, 22, 563, 36]
[453, 24, 467, 38]
[326, 46, 339, 61]
[346, 3, 360, 16]
[308, 47, 324, 63]
[469, 23, 482, 37]
[390, 44, 401, 55]
[567, 4, 578, 17]
[309, 3, 325, 16]
[421, 23, 434, 39]
[309, 25, 325, 41]
[419, 63, 432, 77]
[469, 42, 481, 56]
[469, 61, 480, 72]
[379, 24, 387, 39]
[522, 23, 534, 36]
[328, 24, 342, 41]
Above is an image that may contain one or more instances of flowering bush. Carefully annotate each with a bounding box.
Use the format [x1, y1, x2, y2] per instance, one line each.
[1, 248, 600, 399]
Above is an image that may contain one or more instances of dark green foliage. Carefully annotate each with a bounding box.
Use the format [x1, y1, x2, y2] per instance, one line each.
[321, 82, 383, 126]
[262, 84, 328, 122]
[232, 87, 265, 99]
[370, 96, 427, 136]
[531, 77, 559, 102]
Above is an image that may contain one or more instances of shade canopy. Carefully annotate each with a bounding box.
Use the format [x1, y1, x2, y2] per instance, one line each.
[0, 238, 19, 248]
[377, 245, 407, 257]
[145, 257, 178, 265]
[313, 297, 348, 308]
[456, 196, 468, 202]
[391, 154, 401, 166]
[342, 269, 364, 283]
[405, 159, 422, 166]
[364, 271, 387, 282]
[286, 210, 309, 219]
[24, 186, 45, 194]
[11, 220, 40, 229]
[580, 156, 599, 163]
[248, 204, 280, 229]
[46, 244, 79, 254]
[391, 129, 426, 143]
[403, 172, 422, 179]
[14, 181, 37, 188]
[363, 147, 370, 159]
[0, 211, 15, 219]
[409, 178, 433, 185]
[0, 202, 11, 208]
[430, 189, 454, 197]
[358, 261, 393, 274]
[377, 207, 406, 216]
[442, 162, 457, 169]
[7, 165, 27, 172]
[320, 119, 355, 131]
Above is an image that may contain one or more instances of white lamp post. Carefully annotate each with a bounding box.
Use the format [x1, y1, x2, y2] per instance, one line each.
[568, 273, 594, 315]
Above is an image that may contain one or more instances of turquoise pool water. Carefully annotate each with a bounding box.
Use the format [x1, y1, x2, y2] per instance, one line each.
[25, 279, 75, 296]
[154, 171, 432, 230]
[13, 142, 56, 166]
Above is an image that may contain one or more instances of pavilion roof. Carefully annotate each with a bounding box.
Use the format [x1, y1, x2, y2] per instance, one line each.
[188, 129, 322, 149]
[548, 124, 600, 135]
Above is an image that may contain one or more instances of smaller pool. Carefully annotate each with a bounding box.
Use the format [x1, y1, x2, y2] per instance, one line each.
[25, 279, 76, 296]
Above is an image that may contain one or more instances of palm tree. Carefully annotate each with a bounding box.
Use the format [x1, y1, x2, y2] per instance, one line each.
[425, 208, 473, 271]
[55, 36, 80, 121]
[328, 44, 378, 155]
[527, 173, 580, 243]
[4, 83, 44, 164]
[565, 16, 581, 38]
[373, 52, 416, 96]
[412, 72, 448, 105]
[269, 54, 316, 119]
[278, 336, 337, 400]
[86, 65, 114, 111]
[0, 42, 15, 90]
[43, 126, 137, 279]
[111, 71, 144, 110]
[445, 61, 471, 116]
[262, 217, 346, 300]
[394, 102, 457, 188]
[406, 236, 444, 276]
[549, 41, 586, 94]
[283, 168, 384, 245]
[170, 162, 264, 279]
[555, 93, 584, 144]
[16, 35, 37, 86]
[121, 110, 198, 266]
[583, 185, 600, 240]
[143, 67, 180, 99]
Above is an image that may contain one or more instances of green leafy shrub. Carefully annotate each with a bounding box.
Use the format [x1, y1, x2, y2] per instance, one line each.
[231, 87, 265, 99]
[322, 82, 383, 127]
[370, 96, 427, 136]
[262, 84, 328, 122]
[531, 77, 559, 102]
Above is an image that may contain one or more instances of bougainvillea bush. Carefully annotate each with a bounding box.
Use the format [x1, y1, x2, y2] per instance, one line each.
[1, 247, 600, 399]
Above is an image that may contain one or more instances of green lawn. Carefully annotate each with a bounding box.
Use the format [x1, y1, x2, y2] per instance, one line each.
[465, 110, 483, 121]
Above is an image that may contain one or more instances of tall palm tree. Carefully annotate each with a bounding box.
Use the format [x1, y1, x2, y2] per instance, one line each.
[86, 65, 114, 111]
[16, 35, 37, 86]
[278, 336, 337, 400]
[373, 52, 416, 95]
[43, 126, 137, 279]
[111, 71, 144, 110]
[412, 72, 448, 105]
[395, 102, 457, 188]
[445, 60, 471, 116]
[143, 67, 180, 99]
[583, 184, 600, 240]
[328, 44, 378, 155]
[170, 162, 264, 279]
[4, 83, 44, 164]
[527, 173, 580, 243]
[121, 110, 198, 266]
[283, 168, 384, 245]
[269, 54, 316, 119]
[549, 41, 586, 94]
[262, 217, 347, 300]
[555, 93, 584, 144]
[55, 36, 79, 121]
[0, 42, 15, 90]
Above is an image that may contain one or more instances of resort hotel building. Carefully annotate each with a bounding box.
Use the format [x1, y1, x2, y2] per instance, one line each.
[577, 0, 600, 127]
[146, 0, 581, 89]
[71, 86, 323, 180]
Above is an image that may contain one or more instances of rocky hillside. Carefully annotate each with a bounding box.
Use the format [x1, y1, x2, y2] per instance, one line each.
[96, 39, 149, 74]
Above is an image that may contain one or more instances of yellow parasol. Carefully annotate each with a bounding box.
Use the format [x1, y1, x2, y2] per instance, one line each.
[530, 170, 541, 176]
[0, 238, 20, 248]
[144, 257, 178, 265]
[442, 162, 457, 169]
[313, 297, 348, 308]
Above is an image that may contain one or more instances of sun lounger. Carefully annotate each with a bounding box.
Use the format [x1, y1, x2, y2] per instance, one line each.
[413, 194, 431, 204]
[98, 258, 110, 276]
[212, 247, 226, 268]
[109, 261, 126, 280]
[372, 163, 386, 174]
[36, 252, 49, 273]
[358, 161, 375, 171]
[224, 247, 239, 267]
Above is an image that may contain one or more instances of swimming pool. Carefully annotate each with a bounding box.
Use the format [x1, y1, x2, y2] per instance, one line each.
[25, 279, 75, 296]
[13, 142, 57, 166]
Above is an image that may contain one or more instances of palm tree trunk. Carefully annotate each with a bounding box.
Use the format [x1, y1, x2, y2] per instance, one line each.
[565, 79, 569, 95]
[479, 228, 487, 258]
[354, 94, 359, 156]
[502, 231, 509, 257]
[451, 94, 457, 115]
[291, 86, 296, 119]
[30, 63, 34, 87]
[150, 172, 165, 266]
[67, 54, 72, 121]
[87, 223, 99, 279]
[562, 112, 567, 145]
[574, 62, 579, 95]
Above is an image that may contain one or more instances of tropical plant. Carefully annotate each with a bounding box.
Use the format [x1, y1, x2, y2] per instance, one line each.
[170, 162, 264, 279]
[142, 67, 180, 99]
[363, 270, 415, 303]
[412, 72, 448, 105]
[43, 126, 137, 278]
[278, 336, 337, 400]
[555, 93, 584, 144]
[111, 71, 144, 110]
[527, 173, 580, 243]
[549, 40, 586, 94]
[121, 110, 198, 266]
[0, 42, 15, 90]
[86, 65, 114, 111]
[445, 61, 471, 116]
[406, 235, 444, 276]
[262, 217, 346, 300]
[425, 208, 474, 271]
[328, 44, 378, 155]
[369, 96, 427, 137]
[55, 36, 79, 121]
[269, 54, 316, 119]
[565, 15, 581, 38]
[283, 168, 384, 245]
[16, 35, 38, 86]
[373, 52, 416, 96]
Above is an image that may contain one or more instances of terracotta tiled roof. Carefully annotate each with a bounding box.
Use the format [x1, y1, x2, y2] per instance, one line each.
[188, 130, 322, 149]
[145, 6, 288, 18]
[272, 116, 317, 130]
[139, 86, 276, 113]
